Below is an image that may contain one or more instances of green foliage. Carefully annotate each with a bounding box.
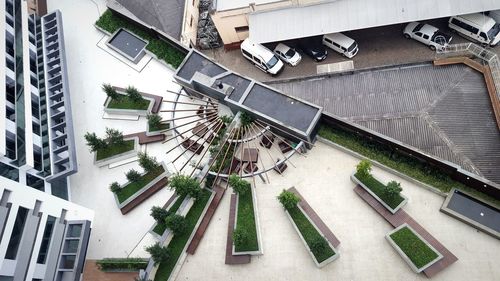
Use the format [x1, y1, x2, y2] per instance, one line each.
[228, 174, 250, 194]
[138, 152, 160, 173]
[95, 140, 135, 161]
[147, 114, 165, 132]
[355, 172, 405, 209]
[169, 174, 201, 200]
[356, 160, 372, 178]
[220, 115, 233, 124]
[105, 127, 124, 146]
[95, 10, 186, 68]
[109, 182, 121, 193]
[390, 226, 439, 269]
[115, 166, 165, 203]
[96, 258, 148, 271]
[310, 236, 329, 257]
[165, 214, 187, 236]
[384, 181, 403, 199]
[126, 86, 142, 103]
[232, 227, 248, 248]
[277, 190, 300, 210]
[126, 169, 141, 183]
[84, 132, 107, 152]
[239, 111, 254, 128]
[145, 243, 170, 266]
[150, 206, 170, 224]
[102, 83, 119, 99]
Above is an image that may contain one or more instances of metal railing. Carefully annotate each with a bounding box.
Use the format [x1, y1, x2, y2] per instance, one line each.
[437, 43, 500, 100]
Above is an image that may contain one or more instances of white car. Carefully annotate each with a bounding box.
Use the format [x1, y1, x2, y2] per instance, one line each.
[273, 43, 302, 66]
[403, 22, 452, 51]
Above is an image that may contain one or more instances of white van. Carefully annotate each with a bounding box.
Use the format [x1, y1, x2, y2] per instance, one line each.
[240, 39, 284, 75]
[448, 13, 500, 46]
[322, 33, 359, 58]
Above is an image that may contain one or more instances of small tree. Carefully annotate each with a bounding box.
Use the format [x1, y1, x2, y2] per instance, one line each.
[102, 83, 119, 100]
[356, 160, 372, 178]
[220, 115, 233, 124]
[145, 243, 169, 265]
[232, 227, 248, 247]
[310, 236, 329, 256]
[84, 132, 107, 152]
[384, 181, 402, 199]
[126, 86, 142, 102]
[147, 114, 163, 131]
[109, 182, 121, 193]
[105, 127, 124, 146]
[169, 174, 201, 200]
[126, 169, 141, 182]
[277, 190, 300, 210]
[150, 206, 170, 224]
[239, 111, 254, 128]
[138, 152, 160, 173]
[165, 214, 187, 236]
[228, 174, 250, 195]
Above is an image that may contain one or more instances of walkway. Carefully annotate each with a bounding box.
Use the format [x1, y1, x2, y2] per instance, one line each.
[124, 131, 165, 145]
[225, 193, 251, 264]
[288, 187, 341, 248]
[186, 185, 226, 254]
[354, 185, 458, 278]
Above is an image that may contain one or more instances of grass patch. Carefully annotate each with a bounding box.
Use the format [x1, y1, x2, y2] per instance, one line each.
[288, 206, 335, 263]
[354, 172, 405, 209]
[96, 139, 135, 161]
[95, 10, 186, 68]
[116, 166, 165, 203]
[107, 95, 150, 110]
[318, 125, 500, 207]
[150, 122, 170, 133]
[154, 189, 211, 281]
[234, 189, 259, 252]
[96, 258, 148, 271]
[153, 195, 186, 235]
[390, 226, 439, 269]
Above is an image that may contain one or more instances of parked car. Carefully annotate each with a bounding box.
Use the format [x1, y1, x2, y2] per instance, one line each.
[403, 22, 452, 50]
[297, 38, 327, 62]
[322, 33, 359, 58]
[273, 43, 302, 66]
[448, 13, 500, 46]
[240, 38, 284, 75]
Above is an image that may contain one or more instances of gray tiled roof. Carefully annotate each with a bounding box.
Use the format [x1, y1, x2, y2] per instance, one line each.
[116, 0, 183, 39]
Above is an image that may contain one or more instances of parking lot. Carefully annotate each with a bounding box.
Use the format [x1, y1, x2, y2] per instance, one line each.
[203, 18, 500, 82]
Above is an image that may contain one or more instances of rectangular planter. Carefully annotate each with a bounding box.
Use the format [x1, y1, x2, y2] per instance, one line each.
[351, 172, 408, 214]
[94, 137, 139, 167]
[114, 163, 170, 215]
[284, 205, 339, 268]
[386, 223, 443, 273]
[103, 92, 155, 116]
[146, 121, 171, 137]
[150, 196, 193, 239]
[232, 185, 263, 256]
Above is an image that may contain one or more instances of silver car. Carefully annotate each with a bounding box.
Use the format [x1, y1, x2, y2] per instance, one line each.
[273, 43, 302, 66]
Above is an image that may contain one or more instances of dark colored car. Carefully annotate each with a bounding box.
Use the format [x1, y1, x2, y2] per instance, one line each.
[297, 38, 328, 62]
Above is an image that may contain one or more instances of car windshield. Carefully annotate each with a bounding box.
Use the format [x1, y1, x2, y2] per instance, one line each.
[285, 48, 296, 58]
[267, 56, 279, 69]
[412, 23, 424, 33]
[347, 42, 357, 52]
[487, 23, 500, 39]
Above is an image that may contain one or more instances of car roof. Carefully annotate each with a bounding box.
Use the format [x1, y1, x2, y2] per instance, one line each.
[274, 43, 291, 53]
[420, 24, 438, 35]
[241, 38, 275, 61]
[457, 13, 496, 29]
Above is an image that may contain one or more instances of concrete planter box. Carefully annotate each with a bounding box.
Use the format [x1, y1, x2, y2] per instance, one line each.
[284, 206, 339, 268]
[105, 28, 148, 64]
[94, 137, 139, 167]
[146, 121, 171, 137]
[114, 163, 170, 214]
[386, 223, 443, 273]
[103, 92, 155, 117]
[351, 172, 408, 214]
[232, 185, 263, 256]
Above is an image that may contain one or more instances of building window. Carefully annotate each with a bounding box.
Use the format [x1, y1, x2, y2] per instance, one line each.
[37, 216, 56, 264]
[5, 207, 29, 259]
[235, 26, 249, 33]
[190, 16, 194, 27]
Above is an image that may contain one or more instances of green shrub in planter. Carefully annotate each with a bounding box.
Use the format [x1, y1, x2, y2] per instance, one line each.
[145, 243, 170, 265]
[84, 132, 107, 152]
[165, 214, 187, 236]
[384, 180, 403, 199]
[356, 160, 372, 178]
[239, 111, 254, 128]
[220, 115, 233, 124]
[126, 169, 141, 182]
[310, 236, 329, 257]
[96, 257, 148, 271]
[169, 174, 201, 200]
[150, 206, 170, 225]
[126, 86, 142, 103]
[233, 227, 248, 248]
[102, 83, 119, 100]
[138, 152, 160, 173]
[105, 127, 125, 146]
[228, 174, 250, 195]
[278, 189, 300, 210]
[109, 182, 121, 193]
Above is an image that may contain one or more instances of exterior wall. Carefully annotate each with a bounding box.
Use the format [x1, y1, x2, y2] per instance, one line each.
[0, 177, 94, 281]
[181, 0, 200, 47]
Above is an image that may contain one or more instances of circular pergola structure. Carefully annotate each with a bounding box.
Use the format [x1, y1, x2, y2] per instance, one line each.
[160, 85, 308, 187]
